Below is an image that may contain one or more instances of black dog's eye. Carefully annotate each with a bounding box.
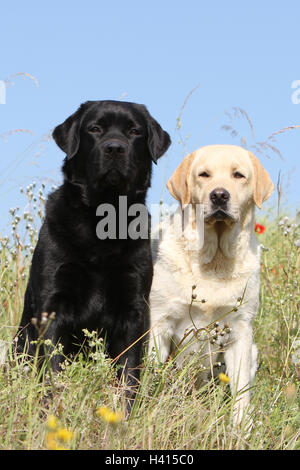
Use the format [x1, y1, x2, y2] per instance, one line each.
[129, 128, 141, 136]
[89, 125, 102, 134]
[233, 171, 245, 179]
[198, 171, 210, 177]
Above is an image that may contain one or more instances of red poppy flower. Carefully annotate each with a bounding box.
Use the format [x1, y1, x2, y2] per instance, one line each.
[255, 223, 266, 234]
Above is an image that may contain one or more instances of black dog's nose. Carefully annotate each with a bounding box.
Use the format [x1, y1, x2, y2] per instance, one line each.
[209, 188, 230, 205]
[103, 141, 127, 156]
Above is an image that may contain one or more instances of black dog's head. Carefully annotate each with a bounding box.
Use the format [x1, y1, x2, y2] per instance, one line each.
[52, 100, 171, 203]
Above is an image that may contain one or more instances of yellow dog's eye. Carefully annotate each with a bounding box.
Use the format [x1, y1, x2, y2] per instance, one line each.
[198, 171, 210, 177]
[233, 171, 245, 179]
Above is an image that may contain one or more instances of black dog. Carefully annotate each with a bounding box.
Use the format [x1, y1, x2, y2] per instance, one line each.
[16, 100, 171, 406]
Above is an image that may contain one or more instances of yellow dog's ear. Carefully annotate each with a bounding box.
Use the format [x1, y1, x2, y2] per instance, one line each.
[166, 152, 197, 208]
[248, 151, 274, 209]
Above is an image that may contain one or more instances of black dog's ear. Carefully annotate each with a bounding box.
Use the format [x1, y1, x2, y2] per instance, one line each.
[147, 117, 171, 163]
[52, 104, 87, 159]
[140, 106, 171, 163]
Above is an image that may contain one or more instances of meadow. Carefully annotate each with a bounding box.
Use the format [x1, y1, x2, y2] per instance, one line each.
[0, 181, 299, 451]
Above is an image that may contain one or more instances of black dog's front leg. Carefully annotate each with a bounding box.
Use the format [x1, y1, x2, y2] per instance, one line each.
[28, 262, 87, 372]
[109, 298, 150, 415]
[110, 247, 152, 414]
[15, 294, 68, 373]
[38, 297, 72, 372]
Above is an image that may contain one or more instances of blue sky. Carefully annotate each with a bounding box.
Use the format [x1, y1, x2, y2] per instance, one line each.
[1, 1, 300, 231]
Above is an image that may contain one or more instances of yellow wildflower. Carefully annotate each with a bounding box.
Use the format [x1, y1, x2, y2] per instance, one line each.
[45, 416, 74, 450]
[218, 372, 230, 384]
[56, 428, 74, 443]
[46, 432, 59, 450]
[46, 415, 59, 431]
[96, 406, 123, 424]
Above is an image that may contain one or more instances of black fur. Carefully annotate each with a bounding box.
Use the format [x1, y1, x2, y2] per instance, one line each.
[16, 100, 171, 406]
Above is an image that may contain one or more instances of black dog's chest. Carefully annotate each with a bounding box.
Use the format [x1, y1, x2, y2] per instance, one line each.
[63, 238, 149, 307]
[64, 260, 147, 344]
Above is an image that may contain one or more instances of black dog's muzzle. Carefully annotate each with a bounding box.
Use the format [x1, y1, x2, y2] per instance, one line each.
[102, 139, 128, 157]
